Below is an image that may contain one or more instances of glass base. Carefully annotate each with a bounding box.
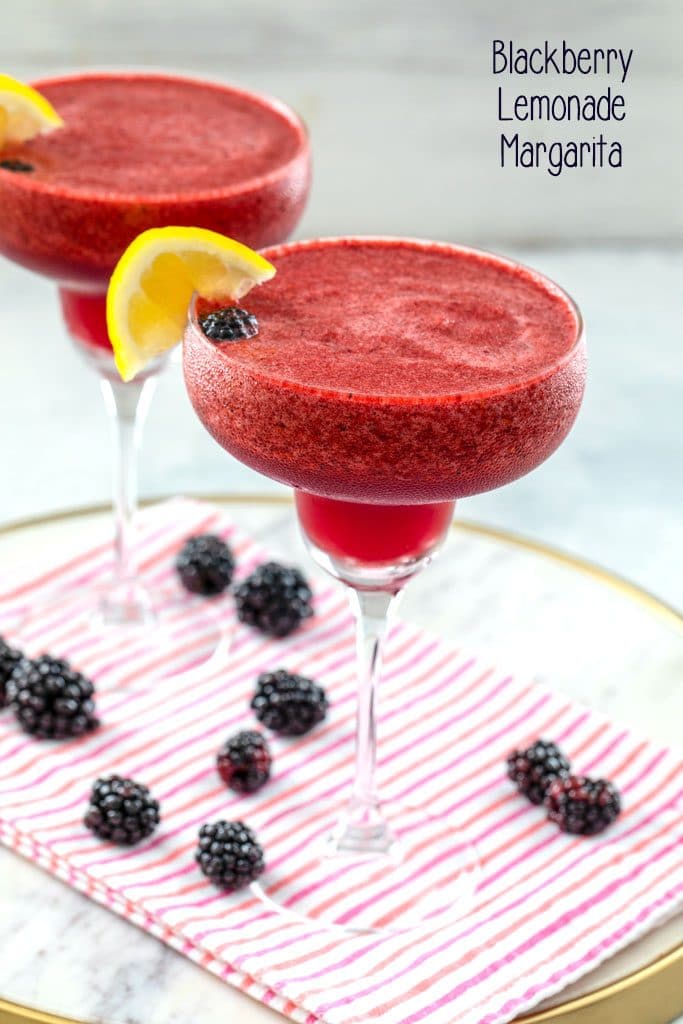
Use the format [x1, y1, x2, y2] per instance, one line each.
[251, 797, 479, 934]
[14, 582, 228, 689]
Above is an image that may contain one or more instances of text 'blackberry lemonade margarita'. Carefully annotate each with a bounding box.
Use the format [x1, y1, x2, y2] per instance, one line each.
[183, 236, 586, 931]
[0, 72, 310, 665]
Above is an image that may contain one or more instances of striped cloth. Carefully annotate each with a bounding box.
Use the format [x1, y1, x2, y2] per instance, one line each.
[0, 498, 681, 1024]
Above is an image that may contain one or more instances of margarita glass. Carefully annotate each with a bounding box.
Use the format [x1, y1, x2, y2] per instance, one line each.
[0, 72, 310, 661]
[183, 236, 586, 930]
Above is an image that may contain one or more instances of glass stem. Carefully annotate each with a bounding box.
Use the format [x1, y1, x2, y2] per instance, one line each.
[329, 586, 403, 857]
[99, 375, 157, 625]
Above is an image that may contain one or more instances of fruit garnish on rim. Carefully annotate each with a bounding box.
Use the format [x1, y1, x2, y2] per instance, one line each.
[0, 73, 63, 148]
[106, 226, 276, 382]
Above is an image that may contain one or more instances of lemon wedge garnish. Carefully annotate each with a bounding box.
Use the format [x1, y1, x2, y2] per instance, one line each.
[106, 226, 276, 381]
[0, 74, 63, 146]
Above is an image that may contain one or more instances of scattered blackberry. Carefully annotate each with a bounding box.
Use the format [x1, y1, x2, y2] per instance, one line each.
[252, 669, 328, 736]
[7, 655, 99, 739]
[176, 533, 235, 595]
[0, 636, 24, 708]
[234, 562, 313, 637]
[196, 820, 265, 889]
[0, 158, 34, 173]
[507, 739, 570, 805]
[545, 775, 622, 836]
[217, 730, 272, 794]
[200, 306, 259, 342]
[84, 775, 160, 845]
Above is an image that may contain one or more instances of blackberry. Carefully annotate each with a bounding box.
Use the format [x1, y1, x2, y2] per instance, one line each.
[234, 561, 313, 637]
[0, 636, 24, 708]
[196, 820, 265, 889]
[200, 306, 259, 342]
[545, 775, 622, 836]
[176, 533, 235, 596]
[84, 775, 160, 845]
[7, 655, 99, 739]
[252, 669, 328, 736]
[217, 729, 272, 794]
[0, 159, 34, 173]
[507, 739, 570, 805]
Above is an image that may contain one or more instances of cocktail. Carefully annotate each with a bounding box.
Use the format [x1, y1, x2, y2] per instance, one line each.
[181, 236, 586, 930]
[0, 72, 310, 658]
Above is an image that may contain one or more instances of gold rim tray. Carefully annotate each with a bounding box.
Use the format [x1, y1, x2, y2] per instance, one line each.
[0, 494, 680, 1024]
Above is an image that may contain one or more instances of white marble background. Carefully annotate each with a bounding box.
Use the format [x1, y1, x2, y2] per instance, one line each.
[1, 0, 682, 604]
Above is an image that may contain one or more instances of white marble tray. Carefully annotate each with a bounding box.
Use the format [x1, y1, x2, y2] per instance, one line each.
[0, 497, 681, 1024]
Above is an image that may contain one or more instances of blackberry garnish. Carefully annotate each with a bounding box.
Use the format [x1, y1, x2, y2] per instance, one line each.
[545, 775, 622, 836]
[176, 533, 235, 596]
[200, 306, 259, 342]
[507, 739, 570, 805]
[0, 636, 24, 708]
[84, 775, 160, 845]
[0, 159, 34, 173]
[252, 669, 328, 737]
[217, 729, 272, 794]
[196, 820, 265, 889]
[7, 655, 99, 739]
[234, 561, 313, 638]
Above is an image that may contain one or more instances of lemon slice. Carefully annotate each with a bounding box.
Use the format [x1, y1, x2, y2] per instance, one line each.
[0, 74, 63, 146]
[107, 226, 276, 381]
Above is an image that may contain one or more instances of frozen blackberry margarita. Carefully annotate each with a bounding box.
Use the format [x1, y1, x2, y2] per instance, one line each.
[0, 73, 309, 365]
[0, 73, 309, 290]
[181, 236, 586, 930]
[0, 72, 310, 653]
[185, 239, 584, 569]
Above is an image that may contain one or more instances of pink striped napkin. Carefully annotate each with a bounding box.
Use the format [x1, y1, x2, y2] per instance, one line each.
[0, 498, 681, 1024]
